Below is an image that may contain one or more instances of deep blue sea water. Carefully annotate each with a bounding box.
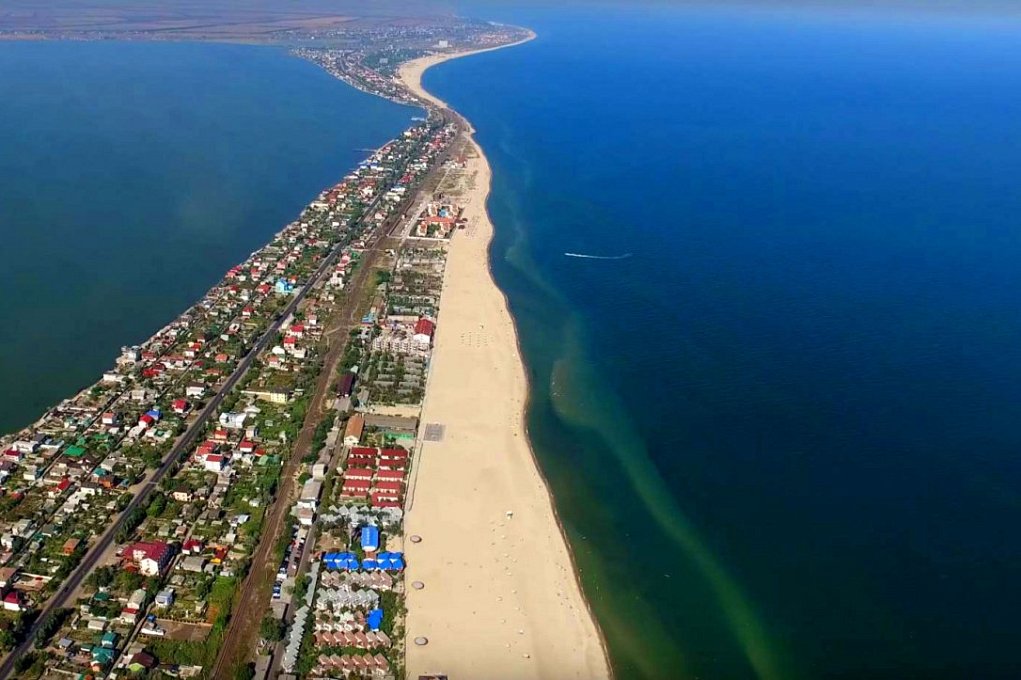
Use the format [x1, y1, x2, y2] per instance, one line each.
[431, 4, 1021, 678]
[0, 41, 414, 433]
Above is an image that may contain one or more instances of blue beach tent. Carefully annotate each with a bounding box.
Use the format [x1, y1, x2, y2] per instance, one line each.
[367, 608, 384, 631]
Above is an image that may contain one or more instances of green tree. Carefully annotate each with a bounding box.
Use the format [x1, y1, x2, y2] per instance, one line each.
[259, 615, 284, 642]
[115, 569, 144, 594]
[234, 662, 256, 680]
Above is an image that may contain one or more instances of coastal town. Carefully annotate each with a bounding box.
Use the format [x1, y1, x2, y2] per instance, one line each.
[0, 16, 609, 680]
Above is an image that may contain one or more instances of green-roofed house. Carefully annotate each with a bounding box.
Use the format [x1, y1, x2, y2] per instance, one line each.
[92, 646, 115, 667]
[64, 445, 86, 458]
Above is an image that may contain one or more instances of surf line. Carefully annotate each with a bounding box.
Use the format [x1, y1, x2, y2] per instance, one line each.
[564, 252, 633, 260]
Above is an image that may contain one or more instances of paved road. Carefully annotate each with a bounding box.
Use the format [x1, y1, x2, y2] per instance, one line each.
[0, 225, 355, 680]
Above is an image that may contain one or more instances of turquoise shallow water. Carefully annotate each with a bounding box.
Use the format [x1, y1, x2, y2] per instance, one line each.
[431, 4, 1021, 678]
[0, 41, 414, 433]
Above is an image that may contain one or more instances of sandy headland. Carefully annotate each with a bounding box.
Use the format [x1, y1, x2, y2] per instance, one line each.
[398, 39, 613, 680]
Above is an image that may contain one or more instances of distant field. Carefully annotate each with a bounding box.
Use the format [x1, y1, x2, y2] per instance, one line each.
[0, 0, 450, 40]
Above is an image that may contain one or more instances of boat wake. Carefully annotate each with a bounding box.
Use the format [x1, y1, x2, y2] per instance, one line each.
[564, 252, 633, 260]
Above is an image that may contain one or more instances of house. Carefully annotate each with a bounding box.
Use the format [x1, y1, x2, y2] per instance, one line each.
[372, 481, 402, 497]
[181, 555, 207, 573]
[126, 589, 146, 611]
[182, 538, 203, 555]
[172, 487, 193, 503]
[2, 591, 22, 612]
[414, 317, 436, 338]
[155, 589, 174, 608]
[219, 412, 247, 430]
[343, 414, 365, 447]
[125, 541, 175, 577]
[122, 588, 146, 623]
[186, 383, 207, 398]
[241, 388, 293, 405]
[375, 469, 405, 483]
[171, 399, 190, 414]
[296, 506, 316, 527]
[101, 630, 119, 649]
[341, 479, 371, 499]
[129, 651, 158, 673]
[338, 372, 357, 398]
[298, 479, 323, 510]
[0, 567, 19, 588]
[62, 538, 81, 556]
[204, 454, 226, 473]
[344, 468, 374, 482]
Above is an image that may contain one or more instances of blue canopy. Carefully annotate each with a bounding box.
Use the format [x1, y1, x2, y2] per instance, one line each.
[361, 559, 377, 570]
[390, 558, 405, 571]
[366, 608, 384, 631]
[360, 526, 380, 552]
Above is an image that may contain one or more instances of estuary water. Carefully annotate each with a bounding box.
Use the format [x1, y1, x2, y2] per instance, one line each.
[0, 41, 414, 433]
[431, 4, 1021, 678]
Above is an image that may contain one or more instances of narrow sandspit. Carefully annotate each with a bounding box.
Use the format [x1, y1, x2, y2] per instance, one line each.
[399, 43, 613, 680]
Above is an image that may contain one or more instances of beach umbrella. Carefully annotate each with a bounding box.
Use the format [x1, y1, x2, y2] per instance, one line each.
[362, 559, 377, 570]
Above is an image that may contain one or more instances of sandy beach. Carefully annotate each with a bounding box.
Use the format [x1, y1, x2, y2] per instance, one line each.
[399, 43, 613, 680]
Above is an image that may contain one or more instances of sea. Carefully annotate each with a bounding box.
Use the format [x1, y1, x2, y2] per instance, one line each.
[0, 41, 415, 433]
[429, 3, 1021, 679]
[4, 4, 1021, 679]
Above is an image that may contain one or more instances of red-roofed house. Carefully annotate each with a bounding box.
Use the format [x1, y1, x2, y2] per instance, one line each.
[344, 468, 374, 482]
[375, 470, 405, 482]
[125, 541, 175, 576]
[372, 480, 403, 495]
[3, 591, 23, 612]
[414, 318, 436, 337]
[371, 494, 401, 509]
[182, 538, 204, 555]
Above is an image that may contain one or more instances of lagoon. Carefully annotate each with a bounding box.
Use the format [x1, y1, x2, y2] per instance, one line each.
[0, 41, 414, 433]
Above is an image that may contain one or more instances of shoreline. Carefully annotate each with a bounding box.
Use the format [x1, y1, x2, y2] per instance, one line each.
[397, 39, 614, 679]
